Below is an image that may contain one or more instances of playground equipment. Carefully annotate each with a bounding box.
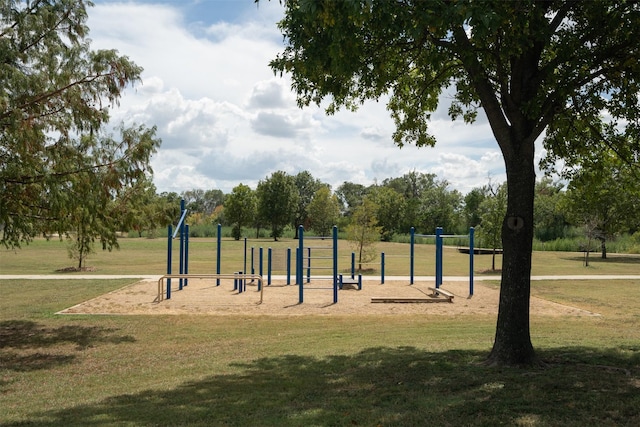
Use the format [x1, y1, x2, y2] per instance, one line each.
[165, 199, 189, 299]
[156, 273, 264, 303]
[409, 226, 475, 295]
[297, 225, 338, 303]
[267, 247, 292, 285]
[246, 244, 293, 286]
[295, 225, 364, 304]
[213, 224, 294, 287]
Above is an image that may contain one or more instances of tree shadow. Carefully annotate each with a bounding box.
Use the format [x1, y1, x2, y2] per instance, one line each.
[0, 320, 136, 372]
[6, 346, 640, 426]
[561, 254, 640, 265]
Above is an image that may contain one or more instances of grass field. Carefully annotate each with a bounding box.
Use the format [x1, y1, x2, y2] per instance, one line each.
[1, 238, 640, 426]
[2, 236, 640, 276]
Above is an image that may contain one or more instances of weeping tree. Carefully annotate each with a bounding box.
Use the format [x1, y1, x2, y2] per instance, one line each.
[1, 0, 159, 249]
[263, 0, 640, 365]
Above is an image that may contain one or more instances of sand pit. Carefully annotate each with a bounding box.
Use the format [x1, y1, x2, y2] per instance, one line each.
[58, 277, 600, 317]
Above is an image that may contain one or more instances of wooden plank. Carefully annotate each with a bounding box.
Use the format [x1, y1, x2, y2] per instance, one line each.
[371, 297, 453, 304]
[428, 287, 454, 299]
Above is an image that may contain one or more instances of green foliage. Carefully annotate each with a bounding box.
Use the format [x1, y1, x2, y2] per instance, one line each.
[181, 188, 225, 216]
[476, 183, 507, 271]
[463, 187, 488, 229]
[534, 178, 569, 242]
[256, 171, 299, 241]
[269, 0, 640, 365]
[335, 181, 367, 217]
[560, 150, 640, 258]
[224, 184, 256, 240]
[369, 185, 405, 241]
[346, 196, 381, 271]
[0, 0, 157, 249]
[307, 185, 340, 236]
[476, 183, 507, 250]
[292, 170, 323, 236]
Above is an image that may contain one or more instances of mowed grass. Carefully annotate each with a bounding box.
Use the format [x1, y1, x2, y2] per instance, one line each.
[1, 241, 640, 425]
[2, 236, 640, 276]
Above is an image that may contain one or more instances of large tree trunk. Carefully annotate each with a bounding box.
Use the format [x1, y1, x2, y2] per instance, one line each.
[487, 145, 537, 366]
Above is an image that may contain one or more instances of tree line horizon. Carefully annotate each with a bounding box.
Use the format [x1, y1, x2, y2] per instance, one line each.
[141, 165, 638, 260]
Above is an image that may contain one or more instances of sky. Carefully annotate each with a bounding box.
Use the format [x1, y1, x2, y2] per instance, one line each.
[87, 0, 544, 196]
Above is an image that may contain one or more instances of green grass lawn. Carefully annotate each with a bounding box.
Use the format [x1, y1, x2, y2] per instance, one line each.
[2, 236, 640, 277]
[1, 240, 640, 426]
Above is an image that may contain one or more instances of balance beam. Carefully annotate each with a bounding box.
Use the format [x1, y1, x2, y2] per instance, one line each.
[371, 296, 453, 304]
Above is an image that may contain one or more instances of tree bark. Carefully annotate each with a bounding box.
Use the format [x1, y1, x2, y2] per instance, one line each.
[487, 145, 538, 366]
[600, 238, 607, 259]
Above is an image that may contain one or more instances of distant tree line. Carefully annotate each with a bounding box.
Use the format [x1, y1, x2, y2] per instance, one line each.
[130, 165, 640, 260]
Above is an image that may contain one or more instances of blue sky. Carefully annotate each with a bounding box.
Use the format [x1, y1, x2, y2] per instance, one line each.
[88, 0, 519, 195]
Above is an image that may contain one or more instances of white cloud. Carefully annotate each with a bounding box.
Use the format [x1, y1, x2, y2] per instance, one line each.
[246, 79, 293, 110]
[88, 1, 522, 196]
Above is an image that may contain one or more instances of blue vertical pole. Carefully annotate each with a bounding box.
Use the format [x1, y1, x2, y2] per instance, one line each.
[286, 248, 291, 285]
[179, 199, 185, 290]
[184, 224, 189, 287]
[243, 238, 247, 276]
[381, 252, 385, 284]
[296, 248, 300, 285]
[351, 252, 355, 279]
[216, 224, 221, 286]
[436, 227, 443, 288]
[333, 225, 338, 303]
[167, 225, 172, 300]
[251, 247, 255, 277]
[259, 247, 263, 290]
[469, 227, 475, 296]
[298, 225, 304, 303]
[410, 227, 415, 285]
[267, 248, 272, 286]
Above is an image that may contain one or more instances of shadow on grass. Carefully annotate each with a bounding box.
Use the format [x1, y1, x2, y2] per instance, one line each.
[7, 346, 640, 426]
[0, 320, 136, 372]
[561, 254, 640, 265]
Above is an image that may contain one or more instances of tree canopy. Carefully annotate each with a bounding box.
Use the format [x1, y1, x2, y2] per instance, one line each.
[266, 0, 640, 366]
[256, 171, 299, 241]
[0, 0, 158, 248]
[225, 183, 257, 240]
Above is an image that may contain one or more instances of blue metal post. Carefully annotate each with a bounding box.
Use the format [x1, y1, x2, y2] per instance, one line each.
[469, 227, 475, 296]
[381, 252, 385, 284]
[286, 248, 291, 285]
[333, 225, 338, 298]
[351, 252, 355, 279]
[267, 248, 272, 286]
[298, 225, 304, 303]
[216, 224, 221, 286]
[410, 227, 415, 285]
[250, 247, 255, 276]
[259, 247, 263, 290]
[167, 225, 172, 299]
[179, 199, 185, 290]
[184, 224, 189, 287]
[296, 248, 300, 285]
[243, 238, 247, 276]
[436, 227, 443, 288]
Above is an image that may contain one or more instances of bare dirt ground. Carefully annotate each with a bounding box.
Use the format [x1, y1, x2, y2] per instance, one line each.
[58, 278, 600, 317]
